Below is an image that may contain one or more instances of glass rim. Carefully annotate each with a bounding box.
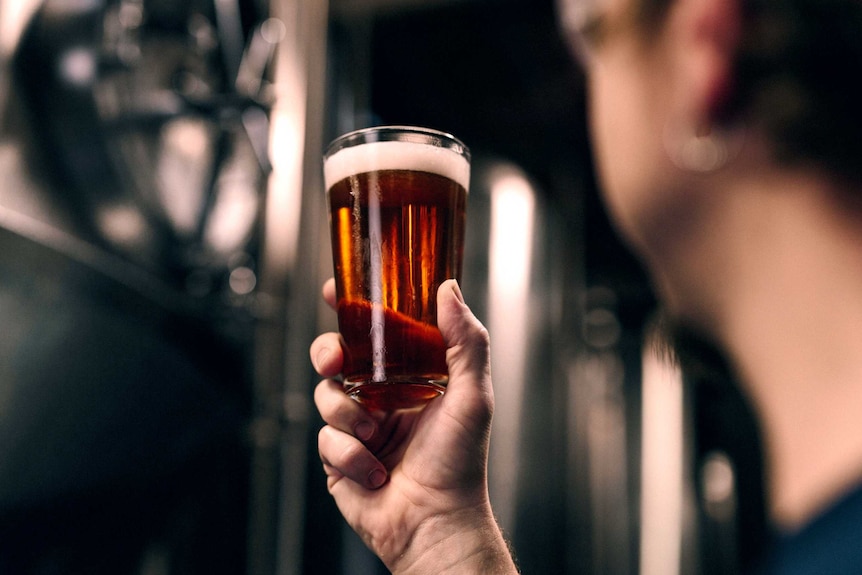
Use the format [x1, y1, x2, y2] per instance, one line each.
[323, 125, 470, 162]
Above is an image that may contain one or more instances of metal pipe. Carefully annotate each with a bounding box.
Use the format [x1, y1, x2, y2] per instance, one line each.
[246, 0, 329, 573]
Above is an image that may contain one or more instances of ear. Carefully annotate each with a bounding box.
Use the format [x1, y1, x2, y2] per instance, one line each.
[672, 0, 742, 124]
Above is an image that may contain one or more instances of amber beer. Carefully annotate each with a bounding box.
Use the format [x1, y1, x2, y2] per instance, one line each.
[323, 126, 470, 410]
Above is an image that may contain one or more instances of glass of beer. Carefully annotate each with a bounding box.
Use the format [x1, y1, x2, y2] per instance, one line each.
[323, 126, 470, 411]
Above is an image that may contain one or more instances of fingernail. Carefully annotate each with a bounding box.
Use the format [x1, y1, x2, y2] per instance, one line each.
[450, 280, 465, 304]
[355, 421, 374, 441]
[368, 468, 387, 489]
[315, 348, 331, 370]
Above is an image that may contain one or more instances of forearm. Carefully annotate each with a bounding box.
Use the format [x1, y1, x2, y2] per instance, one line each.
[388, 505, 519, 575]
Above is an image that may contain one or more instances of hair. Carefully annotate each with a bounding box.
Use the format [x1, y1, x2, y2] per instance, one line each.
[636, 0, 862, 182]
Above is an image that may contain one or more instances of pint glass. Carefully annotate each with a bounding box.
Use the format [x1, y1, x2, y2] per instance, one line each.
[323, 126, 471, 411]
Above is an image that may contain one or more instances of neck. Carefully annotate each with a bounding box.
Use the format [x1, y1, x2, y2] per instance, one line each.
[662, 168, 862, 531]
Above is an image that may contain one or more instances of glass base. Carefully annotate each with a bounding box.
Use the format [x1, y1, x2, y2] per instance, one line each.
[345, 380, 446, 411]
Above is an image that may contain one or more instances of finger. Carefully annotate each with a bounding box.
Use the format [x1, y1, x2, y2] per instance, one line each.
[310, 332, 344, 377]
[318, 425, 388, 490]
[322, 278, 337, 309]
[437, 279, 492, 378]
[314, 379, 379, 441]
[436, 280, 494, 416]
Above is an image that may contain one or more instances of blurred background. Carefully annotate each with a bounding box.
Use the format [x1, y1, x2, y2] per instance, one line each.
[0, 0, 766, 573]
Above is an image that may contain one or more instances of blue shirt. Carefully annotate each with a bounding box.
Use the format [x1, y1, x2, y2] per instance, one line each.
[755, 486, 862, 574]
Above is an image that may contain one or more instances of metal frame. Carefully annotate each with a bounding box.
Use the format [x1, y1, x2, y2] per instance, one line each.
[247, 0, 329, 573]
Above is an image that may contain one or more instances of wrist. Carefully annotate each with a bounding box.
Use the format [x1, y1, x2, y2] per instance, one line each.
[388, 504, 518, 575]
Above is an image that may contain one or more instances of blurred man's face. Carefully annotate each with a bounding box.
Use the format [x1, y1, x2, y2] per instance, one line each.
[559, 0, 680, 256]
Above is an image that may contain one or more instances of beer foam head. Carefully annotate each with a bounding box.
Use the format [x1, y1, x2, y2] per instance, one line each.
[324, 140, 470, 192]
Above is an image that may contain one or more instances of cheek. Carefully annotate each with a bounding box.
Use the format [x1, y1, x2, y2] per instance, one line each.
[588, 73, 650, 244]
[586, 64, 675, 253]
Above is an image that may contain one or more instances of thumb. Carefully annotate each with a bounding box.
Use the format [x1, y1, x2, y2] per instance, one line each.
[437, 280, 494, 410]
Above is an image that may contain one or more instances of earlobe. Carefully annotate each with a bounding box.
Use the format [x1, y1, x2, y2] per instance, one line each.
[663, 0, 744, 172]
[686, 0, 742, 121]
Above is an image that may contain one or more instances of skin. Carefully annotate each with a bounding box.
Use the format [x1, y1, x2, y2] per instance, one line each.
[314, 0, 862, 569]
[312, 278, 517, 573]
[586, 0, 862, 531]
